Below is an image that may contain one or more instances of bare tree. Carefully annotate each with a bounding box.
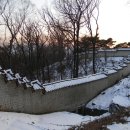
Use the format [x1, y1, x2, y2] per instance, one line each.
[41, 8, 68, 80]
[41, 0, 100, 78]
[0, 0, 31, 67]
[84, 0, 100, 73]
[53, 0, 93, 78]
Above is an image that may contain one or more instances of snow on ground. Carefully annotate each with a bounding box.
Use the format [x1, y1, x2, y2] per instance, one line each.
[0, 111, 111, 130]
[86, 76, 130, 110]
[107, 123, 130, 130]
[107, 117, 130, 130]
[85, 74, 130, 130]
[112, 95, 130, 107]
[0, 111, 101, 130]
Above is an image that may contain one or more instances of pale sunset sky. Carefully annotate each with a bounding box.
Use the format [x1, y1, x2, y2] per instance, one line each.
[31, 0, 130, 43]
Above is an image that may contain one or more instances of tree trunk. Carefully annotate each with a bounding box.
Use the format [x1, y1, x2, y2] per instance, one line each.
[92, 38, 96, 74]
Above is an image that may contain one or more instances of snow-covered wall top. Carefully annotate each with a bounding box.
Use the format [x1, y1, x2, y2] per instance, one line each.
[0, 68, 45, 92]
[0, 65, 125, 92]
[0, 67, 110, 92]
[98, 48, 130, 51]
[98, 49, 116, 52]
[117, 48, 130, 51]
[43, 74, 107, 92]
[95, 48, 130, 58]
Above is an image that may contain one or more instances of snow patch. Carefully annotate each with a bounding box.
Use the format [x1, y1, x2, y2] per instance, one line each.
[112, 95, 130, 108]
[107, 123, 130, 130]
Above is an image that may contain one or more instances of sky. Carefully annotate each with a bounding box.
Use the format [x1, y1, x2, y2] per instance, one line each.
[31, 0, 130, 43]
[99, 0, 130, 43]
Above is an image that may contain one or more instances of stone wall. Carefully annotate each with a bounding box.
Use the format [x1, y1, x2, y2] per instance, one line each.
[0, 49, 130, 114]
[84, 48, 130, 58]
[97, 49, 130, 57]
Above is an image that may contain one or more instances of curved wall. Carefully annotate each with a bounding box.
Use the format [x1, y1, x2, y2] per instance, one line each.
[0, 49, 130, 114]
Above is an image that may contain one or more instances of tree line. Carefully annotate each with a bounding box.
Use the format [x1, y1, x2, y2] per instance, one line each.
[0, 0, 115, 83]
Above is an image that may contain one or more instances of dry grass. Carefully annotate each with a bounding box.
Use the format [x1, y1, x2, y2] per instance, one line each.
[69, 110, 130, 130]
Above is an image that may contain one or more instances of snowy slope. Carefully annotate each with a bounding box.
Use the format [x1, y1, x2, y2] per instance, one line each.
[86, 76, 130, 110]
